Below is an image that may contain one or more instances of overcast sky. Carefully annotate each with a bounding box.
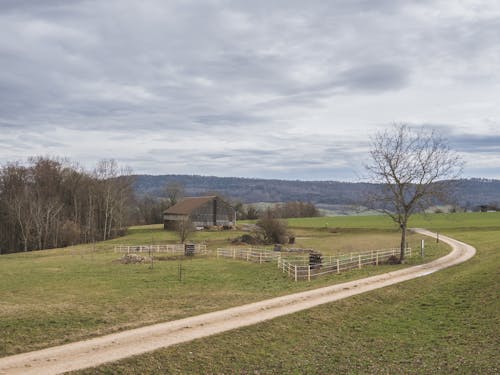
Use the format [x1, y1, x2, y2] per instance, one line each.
[1, 0, 499, 181]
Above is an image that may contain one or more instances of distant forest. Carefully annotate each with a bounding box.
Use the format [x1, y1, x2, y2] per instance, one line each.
[134, 174, 500, 209]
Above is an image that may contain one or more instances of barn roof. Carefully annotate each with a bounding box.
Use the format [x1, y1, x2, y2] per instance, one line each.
[164, 196, 217, 215]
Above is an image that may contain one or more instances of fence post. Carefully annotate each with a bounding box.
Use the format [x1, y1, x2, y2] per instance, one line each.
[358, 254, 362, 269]
[376, 251, 379, 266]
[337, 259, 340, 273]
[260, 252, 262, 264]
[421, 239, 425, 257]
[308, 265, 311, 282]
[294, 265, 298, 282]
[233, 249, 236, 259]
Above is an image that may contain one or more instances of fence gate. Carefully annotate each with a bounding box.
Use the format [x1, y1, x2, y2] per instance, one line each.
[184, 244, 195, 256]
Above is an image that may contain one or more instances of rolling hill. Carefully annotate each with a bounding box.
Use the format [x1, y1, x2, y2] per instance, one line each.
[134, 175, 500, 209]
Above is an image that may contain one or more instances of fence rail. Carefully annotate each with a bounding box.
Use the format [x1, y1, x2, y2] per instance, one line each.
[217, 246, 412, 281]
[216, 247, 279, 263]
[278, 247, 412, 281]
[114, 244, 207, 255]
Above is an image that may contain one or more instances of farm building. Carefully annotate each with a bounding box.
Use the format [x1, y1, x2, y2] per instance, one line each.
[163, 196, 236, 230]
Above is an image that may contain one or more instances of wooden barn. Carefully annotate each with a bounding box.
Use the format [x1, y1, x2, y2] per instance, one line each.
[163, 196, 236, 230]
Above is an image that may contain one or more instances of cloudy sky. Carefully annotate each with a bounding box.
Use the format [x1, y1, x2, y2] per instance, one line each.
[1, 0, 499, 181]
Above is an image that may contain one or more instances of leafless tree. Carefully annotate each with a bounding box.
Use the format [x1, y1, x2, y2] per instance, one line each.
[0, 157, 135, 253]
[176, 217, 194, 244]
[365, 124, 463, 263]
[165, 182, 184, 207]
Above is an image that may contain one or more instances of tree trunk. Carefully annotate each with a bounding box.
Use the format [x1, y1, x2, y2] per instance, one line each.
[400, 223, 407, 263]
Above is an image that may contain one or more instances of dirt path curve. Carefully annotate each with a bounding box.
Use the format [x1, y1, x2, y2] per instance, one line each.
[0, 229, 476, 375]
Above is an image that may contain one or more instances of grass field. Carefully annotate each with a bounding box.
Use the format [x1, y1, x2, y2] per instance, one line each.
[73, 213, 499, 374]
[1, 212, 498, 373]
[0, 218, 444, 357]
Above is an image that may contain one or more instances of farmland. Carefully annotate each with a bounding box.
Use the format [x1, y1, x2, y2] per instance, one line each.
[78, 212, 500, 374]
[0, 212, 498, 373]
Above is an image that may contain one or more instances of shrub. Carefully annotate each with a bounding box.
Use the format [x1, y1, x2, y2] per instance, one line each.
[256, 216, 293, 244]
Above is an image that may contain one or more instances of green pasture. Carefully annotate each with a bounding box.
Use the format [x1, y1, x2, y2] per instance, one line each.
[287, 211, 500, 231]
[78, 214, 500, 374]
[1, 212, 498, 371]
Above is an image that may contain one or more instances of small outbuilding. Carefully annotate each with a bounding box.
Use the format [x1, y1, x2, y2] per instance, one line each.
[163, 196, 236, 230]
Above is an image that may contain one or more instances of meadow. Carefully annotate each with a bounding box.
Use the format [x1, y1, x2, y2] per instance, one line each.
[1, 212, 498, 373]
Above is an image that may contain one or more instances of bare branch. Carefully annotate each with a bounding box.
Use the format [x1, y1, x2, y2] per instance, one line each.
[365, 124, 463, 262]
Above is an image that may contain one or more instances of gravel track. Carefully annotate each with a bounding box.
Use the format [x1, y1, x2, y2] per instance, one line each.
[0, 229, 476, 374]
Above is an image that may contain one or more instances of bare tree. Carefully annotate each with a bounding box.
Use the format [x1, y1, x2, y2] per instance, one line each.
[175, 217, 194, 244]
[165, 182, 184, 207]
[365, 124, 463, 263]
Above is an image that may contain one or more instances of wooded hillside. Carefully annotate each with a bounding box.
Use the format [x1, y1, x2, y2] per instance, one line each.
[134, 174, 500, 209]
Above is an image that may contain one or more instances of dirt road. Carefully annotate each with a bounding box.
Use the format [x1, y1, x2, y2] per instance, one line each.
[0, 229, 476, 374]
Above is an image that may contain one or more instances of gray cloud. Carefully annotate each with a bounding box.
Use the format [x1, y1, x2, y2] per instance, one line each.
[0, 0, 499, 180]
[337, 64, 409, 92]
[450, 134, 500, 154]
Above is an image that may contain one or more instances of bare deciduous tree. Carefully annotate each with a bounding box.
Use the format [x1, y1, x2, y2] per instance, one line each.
[366, 124, 463, 263]
[165, 182, 184, 207]
[0, 157, 135, 253]
[175, 217, 194, 244]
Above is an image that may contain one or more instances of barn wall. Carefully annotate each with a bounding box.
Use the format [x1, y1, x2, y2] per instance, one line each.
[163, 214, 187, 229]
[190, 198, 235, 227]
[163, 197, 235, 229]
[213, 197, 235, 225]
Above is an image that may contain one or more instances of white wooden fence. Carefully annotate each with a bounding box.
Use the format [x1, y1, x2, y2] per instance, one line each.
[114, 244, 207, 256]
[217, 246, 412, 281]
[216, 247, 278, 263]
[278, 247, 412, 281]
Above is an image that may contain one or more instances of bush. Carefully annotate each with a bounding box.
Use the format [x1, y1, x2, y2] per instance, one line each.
[256, 216, 293, 244]
[231, 234, 263, 245]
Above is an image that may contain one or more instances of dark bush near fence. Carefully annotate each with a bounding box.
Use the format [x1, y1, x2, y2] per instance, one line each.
[231, 234, 263, 245]
[385, 255, 400, 264]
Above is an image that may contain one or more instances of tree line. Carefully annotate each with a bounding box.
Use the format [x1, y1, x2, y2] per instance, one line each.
[0, 156, 322, 253]
[0, 157, 135, 254]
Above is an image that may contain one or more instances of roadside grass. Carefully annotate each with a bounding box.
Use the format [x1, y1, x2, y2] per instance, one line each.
[76, 226, 500, 375]
[1, 212, 496, 359]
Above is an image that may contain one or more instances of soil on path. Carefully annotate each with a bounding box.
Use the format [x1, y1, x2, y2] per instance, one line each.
[0, 229, 476, 375]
